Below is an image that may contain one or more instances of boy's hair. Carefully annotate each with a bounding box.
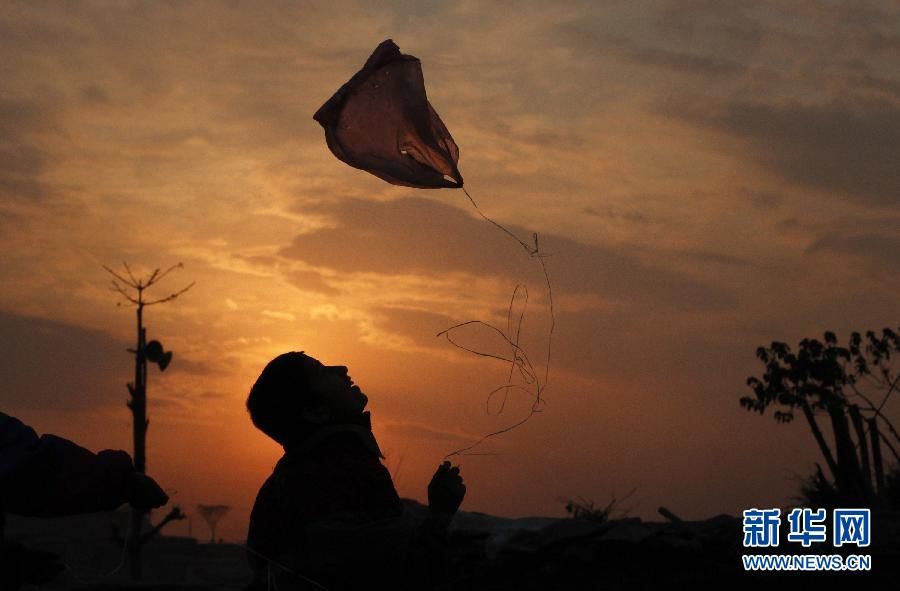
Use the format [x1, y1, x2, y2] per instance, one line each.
[246, 351, 323, 445]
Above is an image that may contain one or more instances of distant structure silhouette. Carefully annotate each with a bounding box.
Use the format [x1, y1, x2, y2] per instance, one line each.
[245, 351, 466, 590]
[197, 504, 231, 543]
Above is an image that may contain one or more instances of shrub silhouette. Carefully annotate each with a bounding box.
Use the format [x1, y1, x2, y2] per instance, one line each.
[742, 328, 900, 508]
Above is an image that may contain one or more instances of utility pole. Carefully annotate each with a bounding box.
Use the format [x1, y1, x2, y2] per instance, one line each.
[104, 262, 193, 581]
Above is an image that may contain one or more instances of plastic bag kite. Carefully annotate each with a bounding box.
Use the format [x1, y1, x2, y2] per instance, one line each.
[313, 39, 463, 189]
[312, 40, 554, 458]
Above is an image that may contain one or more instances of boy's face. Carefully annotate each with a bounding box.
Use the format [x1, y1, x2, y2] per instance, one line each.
[300, 354, 368, 421]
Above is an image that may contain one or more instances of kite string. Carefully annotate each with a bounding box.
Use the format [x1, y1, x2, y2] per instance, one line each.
[441, 187, 555, 458]
[462, 188, 537, 256]
[60, 518, 132, 584]
[240, 543, 329, 591]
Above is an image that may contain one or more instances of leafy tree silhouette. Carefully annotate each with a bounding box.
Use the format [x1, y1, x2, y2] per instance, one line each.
[742, 328, 900, 508]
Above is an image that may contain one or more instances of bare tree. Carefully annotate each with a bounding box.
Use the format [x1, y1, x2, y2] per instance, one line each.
[104, 262, 194, 580]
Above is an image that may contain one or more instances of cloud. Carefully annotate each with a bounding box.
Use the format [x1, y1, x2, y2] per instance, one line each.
[665, 97, 900, 208]
[261, 310, 295, 322]
[79, 84, 111, 105]
[382, 420, 479, 444]
[581, 205, 650, 224]
[807, 232, 900, 275]
[552, 7, 755, 82]
[279, 197, 735, 311]
[619, 39, 747, 79]
[373, 306, 459, 349]
[0, 98, 56, 202]
[550, 305, 753, 391]
[0, 310, 131, 411]
[678, 249, 751, 267]
[283, 269, 342, 296]
[653, 0, 765, 55]
[743, 189, 785, 209]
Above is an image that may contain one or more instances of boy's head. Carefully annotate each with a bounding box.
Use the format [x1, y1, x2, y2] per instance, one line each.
[246, 351, 369, 445]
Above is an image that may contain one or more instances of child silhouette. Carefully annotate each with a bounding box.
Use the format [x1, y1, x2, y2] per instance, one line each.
[245, 351, 465, 590]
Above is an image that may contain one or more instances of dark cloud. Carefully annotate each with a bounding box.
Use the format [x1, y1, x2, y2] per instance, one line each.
[239, 255, 278, 267]
[382, 420, 473, 444]
[374, 307, 458, 348]
[0, 311, 131, 411]
[0, 144, 45, 177]
[655, 0, 765, 55]
[679, 250, 751, 267]
[164, 355, 219, 378]
[284, 269, 342, 296]
[551, 306, 753, 392]
[581, 205, 650, 224]
[666, 98, 900, 208]
[230, 255, 341, 295]
[150, 396, 191, 411]
[743, 189, 785, 209]
[279, 197, 735, 311]
[194, 390, 227, 400]
[0, 15, 87, 56]
[555, 23, 747, 80]
[625, 44, 746, 78]
[849, 72, 900, 103]
[807, 232, 900, 275]
[862, 31, 900, 55]
[0, 177, 50, 202]
[488, 120, 587, 150]
[0, 98, 56, 201]
[775, 217, 800, 233]
[79, 84, 111, 105]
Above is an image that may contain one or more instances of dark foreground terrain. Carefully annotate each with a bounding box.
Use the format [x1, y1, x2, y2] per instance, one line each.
[7, 503, 900, 590]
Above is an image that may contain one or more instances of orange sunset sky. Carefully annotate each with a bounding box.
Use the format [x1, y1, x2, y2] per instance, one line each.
[1, 1, 898, 541]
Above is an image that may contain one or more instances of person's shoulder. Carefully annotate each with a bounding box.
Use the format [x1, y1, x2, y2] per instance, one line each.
[252, 457, 290, 504]
[253, 454, 321, 506]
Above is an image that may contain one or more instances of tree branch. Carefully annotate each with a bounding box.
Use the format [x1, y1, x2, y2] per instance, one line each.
[149, 263, 184, 286]
[122, 261, 139, 287]
[875, 372, 899, 414]
[110, 281, 140, 305]
[879, 431, 900, 463]
[801, 400, 839, 482]
[102, 264, 138, 289]
[144, 281, 196, 306]
[848, 405, 874, 502]
[849, 383, 900, 445]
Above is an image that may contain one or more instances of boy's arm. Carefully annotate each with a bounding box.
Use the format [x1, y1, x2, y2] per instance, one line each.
[424, 461, 465, 534]
[0, 413, 166, 517]
[407, 462, 466, 587]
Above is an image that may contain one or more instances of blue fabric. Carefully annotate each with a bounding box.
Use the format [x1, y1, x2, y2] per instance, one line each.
[0, 413, 134, 517]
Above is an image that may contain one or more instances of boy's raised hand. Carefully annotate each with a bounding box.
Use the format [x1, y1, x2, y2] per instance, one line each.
[427, 461, 466, 516]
